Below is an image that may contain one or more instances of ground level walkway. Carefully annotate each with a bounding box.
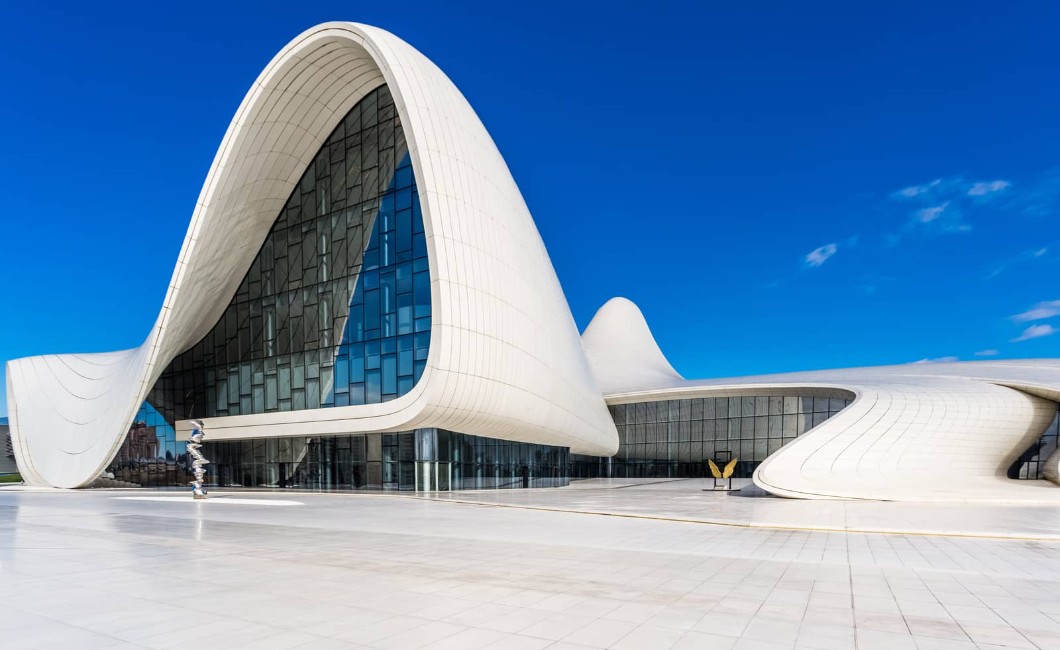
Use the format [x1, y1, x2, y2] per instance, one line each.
[2, 483, 1060, 649]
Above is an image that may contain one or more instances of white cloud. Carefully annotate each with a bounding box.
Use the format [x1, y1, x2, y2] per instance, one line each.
[974, 349, 999, 357]
[1011, 324, 1056, 342]
[888, 182, 971, 236]
[805, 243, 837, 267]
[1011, 300, 1060, 323]
[987, 245, 1055, 280]
[896, 179, 941, 198]
[967, 180, 1010, 196]
[889, 176, 1019, 239]
[916, 202, 950, 223]
[910, 356, 960, 364]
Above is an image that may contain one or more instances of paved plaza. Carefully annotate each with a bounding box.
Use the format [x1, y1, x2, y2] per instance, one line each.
[3, 481, 1060, 649]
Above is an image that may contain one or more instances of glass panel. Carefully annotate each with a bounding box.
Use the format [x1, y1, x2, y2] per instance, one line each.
[565, 393, 853, 480]
[146, 85, 431, 425]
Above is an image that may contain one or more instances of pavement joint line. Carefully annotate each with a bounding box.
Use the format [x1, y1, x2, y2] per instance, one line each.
[415, 495, 1060, 542]
[7, 487, 1060, 542]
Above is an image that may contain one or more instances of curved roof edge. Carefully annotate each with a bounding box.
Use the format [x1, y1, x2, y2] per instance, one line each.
[581, 297, 683, 395]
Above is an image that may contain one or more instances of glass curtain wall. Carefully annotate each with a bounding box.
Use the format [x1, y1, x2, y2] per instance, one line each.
[148, 83, 429, 424]
[573, 394, 853, 479]
[106, 84, 435, 486]
[199, 429, 569, 491]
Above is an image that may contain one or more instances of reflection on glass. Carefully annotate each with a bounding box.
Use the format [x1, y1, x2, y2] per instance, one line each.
[105, 402, 190, 487]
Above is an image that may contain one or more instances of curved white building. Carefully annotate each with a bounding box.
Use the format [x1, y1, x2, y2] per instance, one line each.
[6, 22, 617, 490]
[6, 23, 1060, 502]
[582, 298, 1060, 502]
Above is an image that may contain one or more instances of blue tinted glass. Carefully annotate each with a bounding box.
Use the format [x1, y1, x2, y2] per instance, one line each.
[324, 150, 429, 408]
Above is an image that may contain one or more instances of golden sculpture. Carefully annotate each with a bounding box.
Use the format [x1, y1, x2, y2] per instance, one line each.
[707, 457, 738, 479]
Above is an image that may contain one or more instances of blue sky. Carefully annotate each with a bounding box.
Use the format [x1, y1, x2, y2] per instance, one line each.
[1, 1, 1059, 416]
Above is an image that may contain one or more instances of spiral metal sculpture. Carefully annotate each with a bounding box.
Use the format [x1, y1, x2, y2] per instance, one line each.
[187, 419, 209, 499]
